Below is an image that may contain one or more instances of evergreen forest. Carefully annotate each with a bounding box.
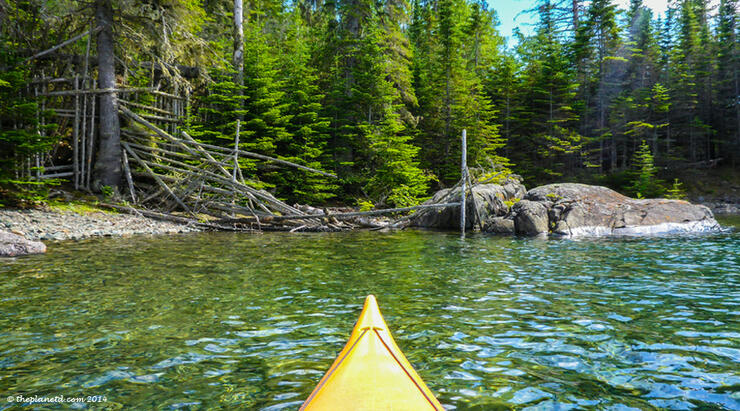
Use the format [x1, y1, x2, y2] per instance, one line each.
[1, 0, 738, 207]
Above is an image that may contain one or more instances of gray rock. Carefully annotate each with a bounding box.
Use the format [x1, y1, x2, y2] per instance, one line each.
[483, 216, 516, 234]
[513, 200, 549, 235]
[702, 202, 740, 215]
[524, 183, 720, 236]
[411, 179, 526, 230]
[0, 230, 46, 257]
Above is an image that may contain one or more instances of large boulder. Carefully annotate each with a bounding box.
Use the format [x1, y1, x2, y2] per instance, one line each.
[0, 230, 46, 257]
[483, 216, 516, 234]
[512, 200, 549, 235]
[521, 183, 720, 236]
[411, 179, 526, 230]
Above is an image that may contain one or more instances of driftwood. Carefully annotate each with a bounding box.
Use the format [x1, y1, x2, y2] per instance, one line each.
[122, 142, 190, 212]
[177, 132, 337, 179]
[97, 203, 252, 232]
[112, 90, 471, 233]
[119, 99, 177, 116]
[215, 203, 460, 224]
[119, 106, 305, 215]
[121, 149, 137, 202]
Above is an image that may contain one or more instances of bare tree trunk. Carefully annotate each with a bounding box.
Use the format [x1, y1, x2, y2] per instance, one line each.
[233, 0, 244, 93]
[92, 0, 121, 191]
[572, 0, 579, 32]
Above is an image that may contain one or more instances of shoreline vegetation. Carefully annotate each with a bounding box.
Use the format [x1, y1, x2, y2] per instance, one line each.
[1, 0, 738, 253]
[2, 0, 739, 221]
[1, 175, 737, 258]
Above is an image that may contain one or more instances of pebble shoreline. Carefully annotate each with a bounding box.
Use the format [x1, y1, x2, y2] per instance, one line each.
[0, 208, 199, 242]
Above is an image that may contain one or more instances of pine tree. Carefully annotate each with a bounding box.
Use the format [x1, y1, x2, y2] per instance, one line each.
[671, 0, 702, 162]
[275, 11, 337, 204]
[508, 0, 583, 181]
[0, 43, 58, 199]
[412, 0, 507, 184]
[629, 140, 663, 198]
[591, 0, 622, 171]
[487, 53, 520, 158]
[665, 178, 686, 199]
[715, 0, 739, 164]
[319, 0, 429, 205]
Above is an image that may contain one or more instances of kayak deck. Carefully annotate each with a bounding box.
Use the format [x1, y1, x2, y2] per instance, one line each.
[301, 295, 443, 410]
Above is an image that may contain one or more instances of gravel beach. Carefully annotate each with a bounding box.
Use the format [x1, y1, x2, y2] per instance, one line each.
[0, 207, 199, 242]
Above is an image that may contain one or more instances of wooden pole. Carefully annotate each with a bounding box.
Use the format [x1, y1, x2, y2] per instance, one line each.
[121, 149, 137, 202]
[80, 81, 88, 185]
[73, 74, 80, 189]
[460, 129, 467, 235]
[233, 119, 240, 182]
[80, 22, 92, 186]
[86, 79, 96, 189]
[33, 82, 40, 179]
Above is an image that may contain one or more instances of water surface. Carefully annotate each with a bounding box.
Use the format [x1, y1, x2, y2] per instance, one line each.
[1, 222, 739, 409]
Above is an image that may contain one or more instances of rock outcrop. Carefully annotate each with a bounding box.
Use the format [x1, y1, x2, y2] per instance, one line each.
[411, 178, 526, 230]
[0, 230, 46, 257]
[483, 216, 516, 234]
[515, 183, 720, 236]
[512, 200, 549, 235]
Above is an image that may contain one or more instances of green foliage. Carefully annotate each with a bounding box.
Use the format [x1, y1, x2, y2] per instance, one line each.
[271, 12, 337, 204]
[1, 0, 736, 207]
[503, 197, 520, 209]
[628, 140, 664, 198]
[356, 199, 375, 211]
[665, 178, 686, 199]
[411, 0, 509, 185]
[0, 39, 60, 206]
[100, 185, 114, 199]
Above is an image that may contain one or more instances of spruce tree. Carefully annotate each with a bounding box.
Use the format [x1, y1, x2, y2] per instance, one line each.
[275, 11, 337, 204]
[412, 0, 507, 184]
[509, 1, 583, 181]
[629, 140, 663, 198]
[715, 0, 739, 164]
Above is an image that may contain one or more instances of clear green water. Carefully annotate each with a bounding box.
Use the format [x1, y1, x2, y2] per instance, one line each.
[1, 221, 739, 410]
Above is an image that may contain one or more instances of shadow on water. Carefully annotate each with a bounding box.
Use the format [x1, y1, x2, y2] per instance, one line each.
[0, 227, 738, 409]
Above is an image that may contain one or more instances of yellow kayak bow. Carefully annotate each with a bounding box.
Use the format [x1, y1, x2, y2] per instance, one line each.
[300, 295, 443, 410]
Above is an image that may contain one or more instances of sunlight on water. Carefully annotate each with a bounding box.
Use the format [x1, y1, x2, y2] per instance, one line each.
[1, 225, 738, 409]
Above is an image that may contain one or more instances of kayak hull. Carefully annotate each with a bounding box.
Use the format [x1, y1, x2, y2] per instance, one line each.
[300, 295, 443, 410]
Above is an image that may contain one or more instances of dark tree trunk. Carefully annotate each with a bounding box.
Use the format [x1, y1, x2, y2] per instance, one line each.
[92, 0, 121, 191]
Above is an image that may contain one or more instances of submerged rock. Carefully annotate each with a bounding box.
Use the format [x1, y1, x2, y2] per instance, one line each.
[411, 178, 526, 230]
[0, 230, 46, 257]
[519, 183, 720, 236]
